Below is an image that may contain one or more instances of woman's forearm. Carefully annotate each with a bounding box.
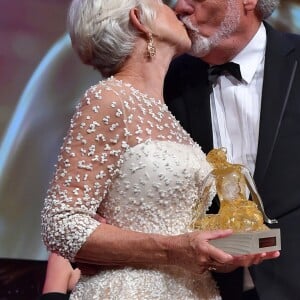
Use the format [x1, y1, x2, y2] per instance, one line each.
[75, 223, 176, 267]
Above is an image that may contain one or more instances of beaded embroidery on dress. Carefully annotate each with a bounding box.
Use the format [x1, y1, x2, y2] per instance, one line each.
[41, 77, 219, 299]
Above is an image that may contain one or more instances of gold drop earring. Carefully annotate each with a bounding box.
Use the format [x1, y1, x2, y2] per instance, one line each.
[147, 33, 156, 58]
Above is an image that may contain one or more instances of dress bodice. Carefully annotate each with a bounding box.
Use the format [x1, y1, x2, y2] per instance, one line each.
[100, 140, 211, 235]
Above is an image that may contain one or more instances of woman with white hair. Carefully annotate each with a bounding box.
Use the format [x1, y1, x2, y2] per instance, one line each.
[41, 0, 278, 299]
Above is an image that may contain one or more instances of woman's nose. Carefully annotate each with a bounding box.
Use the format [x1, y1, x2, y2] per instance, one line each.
[174, 0, 194, 15]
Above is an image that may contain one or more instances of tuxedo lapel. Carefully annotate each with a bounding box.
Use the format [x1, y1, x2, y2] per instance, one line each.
[254, 23, 298, 188]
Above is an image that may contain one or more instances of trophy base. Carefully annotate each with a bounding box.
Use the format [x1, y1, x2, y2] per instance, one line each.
[209, 228, 281, 255]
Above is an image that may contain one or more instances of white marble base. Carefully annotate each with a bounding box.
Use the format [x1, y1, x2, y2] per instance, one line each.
[209, 228, 281, 255]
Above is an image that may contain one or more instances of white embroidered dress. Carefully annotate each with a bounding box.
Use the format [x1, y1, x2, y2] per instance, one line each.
[41, 77, 220, 299]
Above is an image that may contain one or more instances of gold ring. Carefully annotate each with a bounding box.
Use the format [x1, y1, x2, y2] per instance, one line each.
[208, 266, 217, 271]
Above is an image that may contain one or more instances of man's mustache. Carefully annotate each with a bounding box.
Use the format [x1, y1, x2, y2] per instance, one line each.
[180, 16, 199, 36]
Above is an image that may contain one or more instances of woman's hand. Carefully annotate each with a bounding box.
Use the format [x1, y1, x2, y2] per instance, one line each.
[168, 229, 234, 274]
[214, 250, 280, 273]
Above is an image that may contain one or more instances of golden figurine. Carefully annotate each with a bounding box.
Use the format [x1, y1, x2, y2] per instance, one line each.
[192, 148, 277, 232]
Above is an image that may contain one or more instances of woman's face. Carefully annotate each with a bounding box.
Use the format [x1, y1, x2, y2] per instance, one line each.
[151, 2, 192, 54]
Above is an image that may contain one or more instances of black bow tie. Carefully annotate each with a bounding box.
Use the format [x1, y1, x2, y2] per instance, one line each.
[208, 62, 242, 83]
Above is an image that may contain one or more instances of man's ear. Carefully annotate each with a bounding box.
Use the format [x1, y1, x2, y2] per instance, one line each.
[243, 0, 258, 12]
[129, 8, 149, 34]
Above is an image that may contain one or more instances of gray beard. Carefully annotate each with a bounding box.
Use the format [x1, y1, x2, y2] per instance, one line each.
[181, 0, 240, 57]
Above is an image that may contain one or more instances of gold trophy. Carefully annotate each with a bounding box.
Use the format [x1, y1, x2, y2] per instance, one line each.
[192, 148, 281, 255]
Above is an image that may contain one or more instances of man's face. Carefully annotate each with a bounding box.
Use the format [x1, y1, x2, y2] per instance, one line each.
[174, 0, 241, 57]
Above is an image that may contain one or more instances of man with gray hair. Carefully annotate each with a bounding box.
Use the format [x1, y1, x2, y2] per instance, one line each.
[165, 0, 300, 299]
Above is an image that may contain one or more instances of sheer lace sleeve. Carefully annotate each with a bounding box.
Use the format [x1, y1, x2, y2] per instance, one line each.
[41, 82, 130, 260]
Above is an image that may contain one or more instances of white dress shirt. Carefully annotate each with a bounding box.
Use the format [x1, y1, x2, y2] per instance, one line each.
[211, 23, 266, 176]
[210, 23, 267, 291]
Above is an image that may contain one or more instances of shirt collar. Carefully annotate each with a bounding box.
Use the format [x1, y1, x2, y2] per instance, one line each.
[232, 23, 267, 84]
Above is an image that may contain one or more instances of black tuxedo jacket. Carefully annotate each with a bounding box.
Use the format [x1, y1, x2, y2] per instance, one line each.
[164, 23, 300, 300]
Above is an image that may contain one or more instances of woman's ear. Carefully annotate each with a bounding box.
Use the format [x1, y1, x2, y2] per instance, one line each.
[129, 8, 148, 34]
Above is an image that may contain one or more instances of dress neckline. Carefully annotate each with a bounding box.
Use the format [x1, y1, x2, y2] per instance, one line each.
[106, 75, 163, 105]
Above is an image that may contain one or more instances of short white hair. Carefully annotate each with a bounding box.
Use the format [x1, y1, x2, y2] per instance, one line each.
[256, 0, 280, 19]
[68, 0, 162, 76]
